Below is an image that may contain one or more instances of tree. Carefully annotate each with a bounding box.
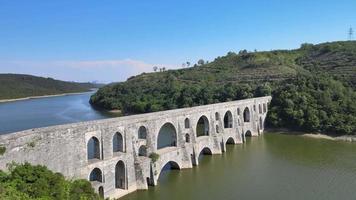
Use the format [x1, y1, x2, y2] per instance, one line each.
[197, 59, 205, 65]
[0, 163, 100, 200]
[153, 66, 158, 72]
[186, 61, 191, 67]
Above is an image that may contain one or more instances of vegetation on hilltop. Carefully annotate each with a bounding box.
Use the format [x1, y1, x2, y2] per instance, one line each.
[0, 162, 101, 200]
[90, 41, 356, 135]
[0, 74, 103, 100]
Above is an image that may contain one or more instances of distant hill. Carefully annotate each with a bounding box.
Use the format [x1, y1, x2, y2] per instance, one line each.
[90, 41, 356, 135]
[0, 74, 102, 100]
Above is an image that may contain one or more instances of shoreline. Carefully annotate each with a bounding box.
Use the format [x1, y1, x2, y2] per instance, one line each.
[266, 128, 356, 142]
[0, 91, 94, 103]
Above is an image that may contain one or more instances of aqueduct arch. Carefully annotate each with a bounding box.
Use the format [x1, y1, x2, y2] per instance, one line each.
[89, 168, 103, 182]
[87, 137, 100, 160]
[196, 116, 209, 137]
[245, 130, 252, 137]
[138, 126, 147, 139]
[156, 161, 181, 183]
[157, 122, 177, 149]
[115, 160, 126, 189]
[243, 107, 250, 122]
[113, 132, 123, 153]
[226, 137, 235, 144]
[224, 111, 233, 128]
[138, 145, 147, 156]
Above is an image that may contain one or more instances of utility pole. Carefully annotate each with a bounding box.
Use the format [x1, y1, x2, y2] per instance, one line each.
[348, 27, 354, 41]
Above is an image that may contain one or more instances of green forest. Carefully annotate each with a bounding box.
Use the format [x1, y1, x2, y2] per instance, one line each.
[90, 41, 356, 135]
[0, 74, 102, 100]
[0, 163, 101, 200]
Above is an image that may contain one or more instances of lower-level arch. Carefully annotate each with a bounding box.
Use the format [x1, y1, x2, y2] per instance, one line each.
[245, 130, 252, 137]
[199, 147, 213, 156]
[156, 161, 181, 183]
[226, 137, 235, 145]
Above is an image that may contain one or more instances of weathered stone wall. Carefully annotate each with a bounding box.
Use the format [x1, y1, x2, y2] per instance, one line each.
[0, 96, 271, 199]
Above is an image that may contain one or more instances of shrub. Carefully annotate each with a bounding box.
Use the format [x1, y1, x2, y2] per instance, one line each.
[0, 146, 5, 156]
[149, 153, 160, 163]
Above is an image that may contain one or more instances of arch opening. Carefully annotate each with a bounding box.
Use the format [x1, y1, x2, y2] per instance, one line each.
[196, 116, 209, 137]
[98, 186, 104, 198]
[89, 168, 102, 182]
[215, 112, 220, 120]
[199, 147, 212, 156]
[87, 137, 100, 160]
[243, 107, 251, 123]
[259, 104, 262, 114]
[245, 130, 252, 137]
[157, 123, 177, 149]
[184, 118, 190, 129]
[259, 117, 264, 130]
[185, 134, 190, 143]
[223, 111, 233, 128]
[138, 145, 147, 156]
[138, 126, 147, 139]
[115, 161, 126, 189]
[226, 137, 235, 145]
[113, 132, 124, 153]
[157, 161, 180, 182]
[263, 103, 267, 113]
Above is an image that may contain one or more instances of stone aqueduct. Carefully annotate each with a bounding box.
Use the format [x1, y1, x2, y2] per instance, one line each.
[0, 96, 271, 199]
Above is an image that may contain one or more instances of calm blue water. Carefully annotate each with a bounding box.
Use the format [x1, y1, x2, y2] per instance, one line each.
[0, 92, 114, 134]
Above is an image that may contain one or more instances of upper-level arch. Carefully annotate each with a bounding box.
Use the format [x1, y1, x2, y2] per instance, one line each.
[223, 111, 233, 128]
[196, 115, 209, 137]
[157, 122, 177, 149]
[184, 118, 190, 129]
[138, 126, 147, 139]
[263, 103, 267, 113]
[113, 132, 124, 153]
[243, 107, 250, 123]
[215, 112, 220, 120]
[87, 136, 100, 160]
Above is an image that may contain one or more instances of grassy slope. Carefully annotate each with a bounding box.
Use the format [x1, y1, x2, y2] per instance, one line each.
[0, 74, 100, 100]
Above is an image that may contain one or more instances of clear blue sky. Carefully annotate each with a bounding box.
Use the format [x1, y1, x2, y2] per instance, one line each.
[0, 0, 355, 83]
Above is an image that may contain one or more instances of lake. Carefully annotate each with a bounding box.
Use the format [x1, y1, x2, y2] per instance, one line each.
[1, 93, 355, 200]
[0, 92, 116, 134]
[121, 134, 356, 200]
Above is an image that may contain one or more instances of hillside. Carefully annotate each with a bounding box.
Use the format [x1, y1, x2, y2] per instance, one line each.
[90, 41, 356, 135]
[0, 74, 101, 100]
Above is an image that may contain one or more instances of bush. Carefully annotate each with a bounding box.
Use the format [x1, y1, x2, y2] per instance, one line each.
[0, 162, 101, 200]
[0, 146, 5, 155]
[149, 153, 160, 163]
